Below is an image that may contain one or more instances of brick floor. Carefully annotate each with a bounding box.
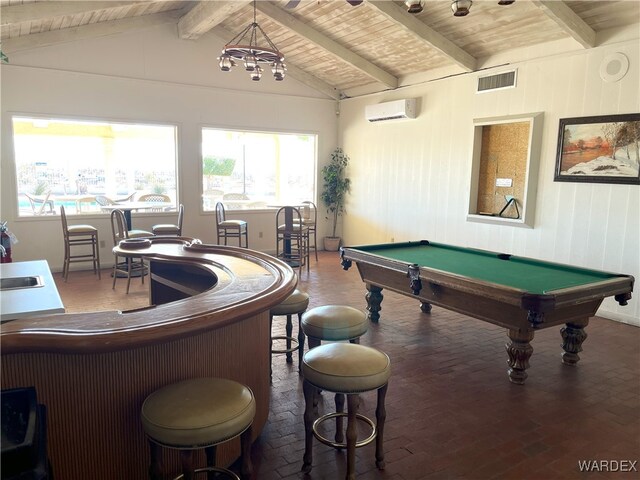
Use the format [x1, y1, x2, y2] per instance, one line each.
[56, 251, 640, 479]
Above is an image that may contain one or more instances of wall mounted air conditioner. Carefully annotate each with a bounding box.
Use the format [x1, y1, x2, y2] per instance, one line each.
[365, 98, 417, 122]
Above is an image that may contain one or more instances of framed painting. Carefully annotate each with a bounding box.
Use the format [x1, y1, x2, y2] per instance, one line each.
[554, 113, 640, 185]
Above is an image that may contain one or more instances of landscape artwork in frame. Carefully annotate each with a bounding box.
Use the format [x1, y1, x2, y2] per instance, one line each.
[554, 113, 640, 185]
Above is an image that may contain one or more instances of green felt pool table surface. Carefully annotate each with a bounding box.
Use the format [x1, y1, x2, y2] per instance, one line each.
[355, 240, 620, 295]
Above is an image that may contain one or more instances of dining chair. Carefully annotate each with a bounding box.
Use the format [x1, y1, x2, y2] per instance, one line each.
[152, 203, 184, 236]
[24, 192, 55, 215]
[215, 202, 248, 247]
[95, 195, 117, 207]
[138, 193, 172, 211]
[276, 206, 309, 275]
[222, 192, 250, 210]
[299, 201, 318, 261]
[110, 209, 152, 293]
[60, 205, 101, 281]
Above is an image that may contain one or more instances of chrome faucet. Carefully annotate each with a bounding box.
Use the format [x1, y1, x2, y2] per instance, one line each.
[0, 245, 6, 257]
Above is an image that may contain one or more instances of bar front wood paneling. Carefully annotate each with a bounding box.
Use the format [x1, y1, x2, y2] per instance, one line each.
[1, 239, 296, 480]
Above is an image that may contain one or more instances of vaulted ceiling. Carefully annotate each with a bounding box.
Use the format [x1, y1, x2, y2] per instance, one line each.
[1, 1, 638, 99]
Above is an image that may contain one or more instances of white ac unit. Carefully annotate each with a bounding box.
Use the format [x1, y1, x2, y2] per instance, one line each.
[365, 98, 417, 122]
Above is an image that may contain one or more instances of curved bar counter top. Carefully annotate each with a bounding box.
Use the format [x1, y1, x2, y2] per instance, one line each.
[1, 238, 297, 480]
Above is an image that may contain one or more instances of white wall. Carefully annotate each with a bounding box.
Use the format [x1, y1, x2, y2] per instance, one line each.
[338, 38, 640, 326]
[0, 23, 338, 269]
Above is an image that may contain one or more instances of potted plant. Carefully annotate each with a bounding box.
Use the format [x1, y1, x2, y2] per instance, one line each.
[321, 147, 351, 251]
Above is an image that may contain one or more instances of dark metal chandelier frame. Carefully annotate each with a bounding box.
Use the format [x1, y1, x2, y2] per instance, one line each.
[218, 0, 286, 81]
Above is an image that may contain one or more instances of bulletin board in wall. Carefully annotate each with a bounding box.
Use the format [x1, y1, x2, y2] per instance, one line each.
[476, 122, 529, 216]
[467, 112, 544, 228]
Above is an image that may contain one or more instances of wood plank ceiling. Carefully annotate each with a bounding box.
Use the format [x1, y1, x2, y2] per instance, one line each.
[1, 0, 638, 99]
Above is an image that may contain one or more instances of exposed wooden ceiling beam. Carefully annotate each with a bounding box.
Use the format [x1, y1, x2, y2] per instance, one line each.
[256, 1, 398, 89]
[0, 1, 143, 25]
[178, 1, 250, 40]
[368, 1, 476, 72]
[212, 25, 343, 101]
[530, 0, 596, 48]
[2, 11, 182, 54]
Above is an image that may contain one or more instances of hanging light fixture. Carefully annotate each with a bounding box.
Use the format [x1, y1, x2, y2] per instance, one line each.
[405, 0, 424, 14]
[451, 0, 473, 17]
[218, 0, 286, 81]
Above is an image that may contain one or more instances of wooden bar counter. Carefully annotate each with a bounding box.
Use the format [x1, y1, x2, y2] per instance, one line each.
[1, 237, 297, 480]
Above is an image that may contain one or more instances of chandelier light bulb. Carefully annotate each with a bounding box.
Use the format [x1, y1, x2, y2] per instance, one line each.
[405, 0, 424, 14]
[451, 0, 472, 16]
[272, 61, 286, 81]
[251, 65, 263, 81]
[218, 53, 234, 71]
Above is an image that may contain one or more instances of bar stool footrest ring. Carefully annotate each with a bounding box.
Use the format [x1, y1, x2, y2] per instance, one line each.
[312, 412, 377, 449]
[271, 335, 299, 354]
[175, 466, 240, 480]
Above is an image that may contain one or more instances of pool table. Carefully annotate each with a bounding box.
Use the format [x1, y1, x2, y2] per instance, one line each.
[340, 240, 634, 384]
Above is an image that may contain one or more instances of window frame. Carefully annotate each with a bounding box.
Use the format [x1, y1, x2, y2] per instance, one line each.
[198, 124, 319, 214]
[9, 112, 181, 219]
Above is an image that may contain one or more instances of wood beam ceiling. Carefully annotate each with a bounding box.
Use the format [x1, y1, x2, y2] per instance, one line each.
[178, 0, 250, 40]
[368, 1, 476, 72]
[256, 1, 398, 89]
[530, 0, 596, 48]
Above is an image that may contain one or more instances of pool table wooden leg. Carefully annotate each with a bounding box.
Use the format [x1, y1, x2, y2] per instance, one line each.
[365, 284, 383, 323]
[506, 329, 535, 384]
[560, 317, 589, 366]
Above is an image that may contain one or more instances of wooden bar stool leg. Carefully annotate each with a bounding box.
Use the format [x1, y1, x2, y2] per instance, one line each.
[148, 440, 163, 480]
[302, 379, 316, 473]
[204, 446, 216, 480]
[346, 394, 359, 480]
[297, 312, 305, 372]
[180, 450, 193, 480]
[375, 383, 388, 469]
[240, 425, 254, 478]
[335, 393, 345, 445]
[285, 314, 293, 363]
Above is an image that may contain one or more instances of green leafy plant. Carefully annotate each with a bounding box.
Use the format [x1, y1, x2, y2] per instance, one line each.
[321, 147, 351, 238]
[203, 156, 236, 176]
[33, 180, 49, 195]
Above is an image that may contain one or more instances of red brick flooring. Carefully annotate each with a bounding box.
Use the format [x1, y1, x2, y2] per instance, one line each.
[57, 251, 640, 479]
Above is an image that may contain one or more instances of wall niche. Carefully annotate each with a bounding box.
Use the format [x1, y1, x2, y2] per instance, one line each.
[467, 112, 544, 228]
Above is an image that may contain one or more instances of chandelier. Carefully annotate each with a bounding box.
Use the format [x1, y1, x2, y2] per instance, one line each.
[405, 0, 515, 17]
[218, 0, 286, 81]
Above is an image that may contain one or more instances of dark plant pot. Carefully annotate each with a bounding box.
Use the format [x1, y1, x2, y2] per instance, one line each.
[323, 236, 341, 251]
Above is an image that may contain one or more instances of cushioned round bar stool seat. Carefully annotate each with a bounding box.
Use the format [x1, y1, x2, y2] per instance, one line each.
[301, 305, 367, 349]
[141, 378, 256, 480]
[301, 343, 391, 480]
[270, 289, 310, 373]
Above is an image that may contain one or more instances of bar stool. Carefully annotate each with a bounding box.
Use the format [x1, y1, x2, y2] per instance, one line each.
[141, 378, 255, 480]
[270, 289, 310, 373]
[60, 205, 101, 281]
[301, 305, 368, 349]
[301, 343, 391, 480]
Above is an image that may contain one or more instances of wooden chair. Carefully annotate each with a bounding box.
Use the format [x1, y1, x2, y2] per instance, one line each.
[215, 202, 248, 247]
[299, 201, 318, 261]
[276, 206, 309, 275]
[24, 192, 55, 215]
[152, 204, 184, 236]
[110, 209, 152, 293]
[60, 205, 100, 281]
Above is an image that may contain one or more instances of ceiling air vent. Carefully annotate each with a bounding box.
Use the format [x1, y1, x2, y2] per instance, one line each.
[477, 69, 517, 93]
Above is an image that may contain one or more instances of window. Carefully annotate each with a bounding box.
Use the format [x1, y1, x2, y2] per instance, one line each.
[12, 116, 178, 216]
[201, 128, 316, 210]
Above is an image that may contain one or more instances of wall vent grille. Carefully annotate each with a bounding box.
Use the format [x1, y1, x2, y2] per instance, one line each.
[477, 70, 517, 93]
